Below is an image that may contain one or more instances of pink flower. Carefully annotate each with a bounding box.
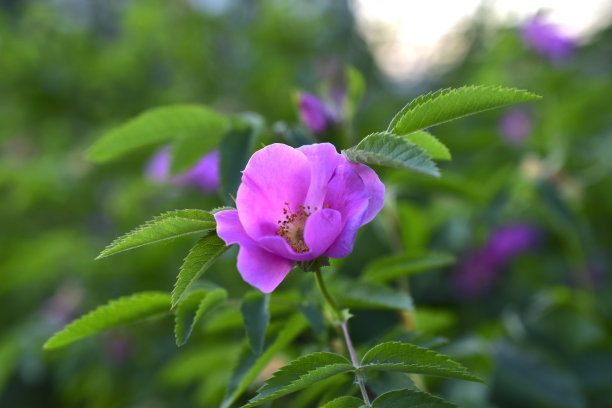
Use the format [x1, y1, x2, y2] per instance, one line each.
[145, 146, 220, 192]
[522, 15, 574, 62]
[298, 92, 339, 133]
[214, 143, 385, 293]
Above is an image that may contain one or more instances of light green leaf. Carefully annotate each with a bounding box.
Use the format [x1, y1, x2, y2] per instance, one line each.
[332, 279, 413, 311]
[169, 114, 228, 174]
[361, 342, 482, 382]
[220, 113, 262, 205]
[241, 352, 354, 408]
[43, 292, 170, 350]
[372, 389, 457, 408]
[96, 209, 216, 259]
[403, 131, 451, 161]
[174, 288, 228, 347]
[363, 252, 456, 283]
[221, 313, 308, 408]
[388, 85, 541, 135]
[171, 232, 229, 307]
[241, 292, 270, 355]
[346, 65, 366, 118]
[88, 105, 229, 162]
[321, 396, 367, 408]
[342, 132, 439, 177]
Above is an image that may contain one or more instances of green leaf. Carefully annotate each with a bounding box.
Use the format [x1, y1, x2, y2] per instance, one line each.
[345, 65, 366, 118]
[372, 389, 457, 408]
[96, 209, 216, 259]
[174, 288, 227, 347]
[360, 342, 482, 382]
[321, 396, 367, 408]
[169, 115, 228, 174]
[88, 105, 229, 162]
[342, 132, 439, 177]
[363, 252, 456, 283]
[171, 232, 229, 307]
[43, 292, 170, 350]
[241, 352, 354, 408]
[332, 279, 413, 311]
[0, 336, 19, 394]
[402, 131, 451, 161]
[298, 301, 326, 336]
[221, 313, 308, 408]
[241, 292, 270, 355]
[220, 113, 262, 205]
[388, 85, 541, 135]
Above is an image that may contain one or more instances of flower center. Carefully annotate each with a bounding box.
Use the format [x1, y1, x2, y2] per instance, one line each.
[277, 202, 314, 253]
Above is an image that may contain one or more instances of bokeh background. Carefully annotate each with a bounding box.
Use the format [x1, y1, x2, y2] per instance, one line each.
[1, 0, 611, 407]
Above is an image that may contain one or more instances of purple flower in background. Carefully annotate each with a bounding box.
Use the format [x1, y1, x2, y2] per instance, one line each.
[214, 143, 384, 293]
[522, 15, 574, 62]
[455, 224, 540, 297]
[499, 108, 532, 145]
[145, 146, 220, 192]
[298, 92, 340, 133]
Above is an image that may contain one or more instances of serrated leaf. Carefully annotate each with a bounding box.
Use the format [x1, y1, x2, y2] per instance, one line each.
[220, 113, 262, 205]
[171, 232, 229, 307]
[403, 131, 451, 161]
[320, 396, 366, 408]
[388, 85, 540, 135]
[372, 389, 457, 408]
[96, 209, 216, 259]
[331, 279, 413, 311]
[174, 288, 227, 347]
[221, 313, 308, 408]
[342, 132, 439, 177]
[360, 342, 482, 382]
[43, 292, 170, 350]
[241, 352, 354, 408]
[363, 252, 456, 283]
[241, 292, 270, 355]
[88, 105, 229, 162]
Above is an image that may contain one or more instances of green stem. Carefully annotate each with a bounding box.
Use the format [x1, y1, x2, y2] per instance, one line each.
[314, 268, 371, 407]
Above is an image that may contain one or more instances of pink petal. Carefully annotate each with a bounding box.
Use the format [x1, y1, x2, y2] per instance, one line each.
[236, 144, 311, 240]
[303, 208, 343, 257]
[323, 165, 370, 258]
[215, 209, 294, 293]
[214, 209, 253, 246]
[237, 243, 295, 293]
[298, 143, 344, 209]
[348, 162, 385, 225]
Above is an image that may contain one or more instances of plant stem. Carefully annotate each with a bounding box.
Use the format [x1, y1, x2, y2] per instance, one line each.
[314, 268, 371, 407]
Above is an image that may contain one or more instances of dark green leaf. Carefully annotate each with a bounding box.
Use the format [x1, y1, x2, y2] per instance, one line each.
[88, 105, 229, 162]
[221, 314, 308, 408]
[220, 113, 262, 205]
[241, 352, 354, 407]
[96, 209, 216, 259]
[320, 396, 366, 408]
[171, 232, 229, 307]
[174, 288, 227, 347]
[372, 389, 457, 408]
[388, 85, 540, 135]
[363, 252, 456, 283]
[298, 301, 326, 336]
[241, 292, 270, 355]
[342, 132, 439, 177]
[43, 292, 170, 350]
[361, 342, 482, 382]
[403, 131, 451, 161]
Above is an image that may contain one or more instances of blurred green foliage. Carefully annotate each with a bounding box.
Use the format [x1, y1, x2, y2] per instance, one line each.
[1, 1, 611, 407]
